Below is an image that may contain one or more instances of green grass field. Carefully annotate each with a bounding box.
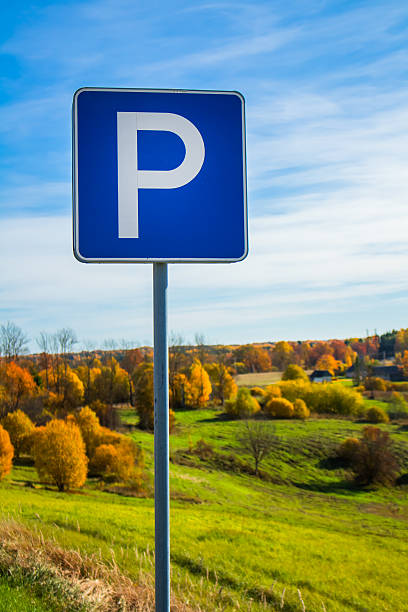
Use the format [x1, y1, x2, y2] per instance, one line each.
[0, 401, 407, 611]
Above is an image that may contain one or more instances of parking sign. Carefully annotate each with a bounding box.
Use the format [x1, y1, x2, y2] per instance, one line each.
[73, 88, 247, 263]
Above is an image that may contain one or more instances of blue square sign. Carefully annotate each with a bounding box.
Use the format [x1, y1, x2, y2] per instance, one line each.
[73, 88, 248, 263]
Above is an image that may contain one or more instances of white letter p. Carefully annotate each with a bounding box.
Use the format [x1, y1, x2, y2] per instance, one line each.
[117, 112, 205, 238]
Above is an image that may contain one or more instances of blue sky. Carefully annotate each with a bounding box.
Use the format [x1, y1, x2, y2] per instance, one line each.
[1, 0, 408, 349]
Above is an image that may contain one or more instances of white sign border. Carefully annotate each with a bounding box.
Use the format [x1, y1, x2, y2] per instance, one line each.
[72, 87, 248, 264]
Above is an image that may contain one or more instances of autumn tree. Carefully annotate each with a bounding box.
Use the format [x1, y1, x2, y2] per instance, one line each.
[120, 347, 144, 405]
[187, 360, 212, 408]
[233, 345, 271, 373]
[133, 362, 154, 430]
[41, 365, 84, 416]
[36, 332, 52, 390]
[92, 359, 129, 416]
[315, 354, 339, 376]
[205, 363, 237, 405]
[75, 406, 102, 458]
[272, 341, 294, 370]
[0, 362, 37, 416]
[395, 328, 408, 354]
[32, 419, 88, 492]
[0, 425, 13, 480]
[237, 421, 277, 477]
[169, 333, 189, 406]
[2, 410, 34, 458]
[0, 322, 29, 362]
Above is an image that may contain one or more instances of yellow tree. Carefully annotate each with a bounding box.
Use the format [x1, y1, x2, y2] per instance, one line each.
[40, 365, 84, 415]
[0, 425, 14, 480]
[32, 420, 88, 492]
[272, 341, 295, 370]
[187, 360, 212, 408]
[75, 406, 102, 459]
[133, 362, 154, 430]
[206, 363, 237, 405]
[2, 410, 34, 458]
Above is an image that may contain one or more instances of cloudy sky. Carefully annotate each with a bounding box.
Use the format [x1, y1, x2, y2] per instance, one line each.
[1, 0, 408, 349]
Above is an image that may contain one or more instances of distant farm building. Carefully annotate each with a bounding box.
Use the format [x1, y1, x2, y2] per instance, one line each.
[345, 364, 404, 382]
[310, 370, 332, 383]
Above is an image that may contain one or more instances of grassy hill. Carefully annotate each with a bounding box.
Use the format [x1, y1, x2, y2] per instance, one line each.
[0, 404, 407, 611]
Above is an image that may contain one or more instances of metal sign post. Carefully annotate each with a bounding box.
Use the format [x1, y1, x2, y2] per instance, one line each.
[72, 87, 247, 612]
[153, 263, 170, 611]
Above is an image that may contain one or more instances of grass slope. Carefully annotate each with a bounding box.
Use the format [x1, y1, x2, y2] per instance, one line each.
[0, 406, 407, 611]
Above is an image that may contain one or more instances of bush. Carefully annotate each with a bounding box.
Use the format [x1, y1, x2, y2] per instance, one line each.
[0, 425, 14, 480]
[364, 377, 387, 392]
[351, 426, 399, 486]
[264, 385, 282, 400]
[366, 406, 389, 424]
[250, 386, 266, 397]
[2, 410, 34, 458]
[388, 392, 408, 420]
[278, 380, 309, 403]
[32, 420, 88, 492]
[293, 398, 310, 420]
[264, 397, 294, 419]
[192, 438, 214, 460]
[306, 384, 364, 416]
[91, 438, 144, 483]
[224, 387, 260, 418]
[281, 365, 309, 382]
[338, 437, 361, 464]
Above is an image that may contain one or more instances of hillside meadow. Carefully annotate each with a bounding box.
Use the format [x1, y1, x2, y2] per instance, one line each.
[0, 397, 407, 611]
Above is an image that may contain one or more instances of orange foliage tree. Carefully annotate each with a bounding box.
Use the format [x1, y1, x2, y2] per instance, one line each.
[32, 419, 88, 491]
[2, 410, 34, 458]
[315, 354, 339, 375]
[0, 424, 14, 480]
[0, 362, 36, 416]
[233, 345, 272, 373]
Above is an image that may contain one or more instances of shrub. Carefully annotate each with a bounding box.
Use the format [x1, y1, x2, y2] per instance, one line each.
[388, 392, 408, 420]
[264, 397, 294, 419]
[281, 365, 309, 382]
[264, 384, 282, 402]
[32, 420, 88, 492]
[250, 386, 266, 397]
[225, 387, 260, 418]
[0, 425, 14, 480]
[337, 437, 361, 464]
[351, 426, 399, 486]
[278, 380, 309, 403]
[366, 406, 389, 424]
[305, 384, 364, 416]
[91, 438, 144, 483]
[293, 398, 310, 420]
[192, 438, 214, 460]
[2, 410, 34, 458]
[364, 377, 387, 392]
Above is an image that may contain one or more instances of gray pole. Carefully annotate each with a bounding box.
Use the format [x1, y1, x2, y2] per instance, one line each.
[153, 263, 170, 612]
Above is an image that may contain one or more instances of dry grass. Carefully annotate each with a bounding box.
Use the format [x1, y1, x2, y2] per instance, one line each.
[0, 519, 195, 611]
[234, 372, 283, 387]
